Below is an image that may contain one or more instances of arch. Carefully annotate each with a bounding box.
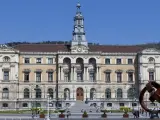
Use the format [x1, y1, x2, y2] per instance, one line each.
[76, 57, 84, 64]
[90, 88, 96, 100]
[63, 57, 71, 82]
[127, 87, 135, 99]
[24, 88, 30, 98]
[36, 88, 41, 98]
[148, 57, 155, 63]
[2, 88, 9, 99]
[76, 87, 84, 101]
[64, 88, 70, 100]
[76, 58, 84, 81]
[117, 88, 123, 98]
[88, 58, 96, 64]
[105, 88, 111, 99]
[3, 56, 10, 62]
[48, 88, 54, 99]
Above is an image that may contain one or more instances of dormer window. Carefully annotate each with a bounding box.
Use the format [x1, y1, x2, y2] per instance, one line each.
[3, 56, 10, 62]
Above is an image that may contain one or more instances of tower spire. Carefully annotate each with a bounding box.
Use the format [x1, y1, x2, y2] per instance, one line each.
[71, 3, 88, 48]
[76, 2, 81, 12]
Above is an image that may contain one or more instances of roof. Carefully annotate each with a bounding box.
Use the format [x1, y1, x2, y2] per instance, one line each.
[14, 44, 144, 53]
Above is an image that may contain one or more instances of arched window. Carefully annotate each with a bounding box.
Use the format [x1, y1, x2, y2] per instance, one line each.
[117, 88, 123, 98]
[2, 88, 9, 99]
[24, 88, 30, 98]
[127, 88, 135, 99]
[105, 88, 111, 99]
[90, 88, 96, 100]
[48, 88, 53, 99]
[64, 88, 70, 100]
[3, 56, 10, 62]
[36, 88, 41, 98]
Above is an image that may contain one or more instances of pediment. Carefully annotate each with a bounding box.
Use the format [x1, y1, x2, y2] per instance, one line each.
[141, 48, 159, 54]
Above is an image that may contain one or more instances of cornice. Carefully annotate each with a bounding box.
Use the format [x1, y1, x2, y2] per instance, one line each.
[101, 52, 137, 56]
[20, 52, 57, 55]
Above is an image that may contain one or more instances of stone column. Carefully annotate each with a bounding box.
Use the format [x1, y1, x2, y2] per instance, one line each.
[86, 67, 88, 81]
[74, 67, 76, 81]
[71, 66, 73, 81]
[99, 67, 101, 81]
[84, 66, 86, 81]
[61, 67, 64, 81]
[58, 66, 61, 81]
[96, 67, 99, 81]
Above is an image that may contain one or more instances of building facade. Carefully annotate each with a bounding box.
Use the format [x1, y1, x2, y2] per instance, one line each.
[0, 3, 157, 110]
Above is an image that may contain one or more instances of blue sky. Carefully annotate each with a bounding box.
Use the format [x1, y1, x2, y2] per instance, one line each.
[0, 0, 160, 45]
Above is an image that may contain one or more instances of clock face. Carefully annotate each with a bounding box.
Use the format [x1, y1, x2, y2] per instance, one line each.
[77, 47, 82, 52]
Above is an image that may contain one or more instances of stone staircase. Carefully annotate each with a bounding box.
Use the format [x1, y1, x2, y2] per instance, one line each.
[68, 101, 97, 113]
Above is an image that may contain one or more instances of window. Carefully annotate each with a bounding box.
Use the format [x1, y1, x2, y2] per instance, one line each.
[78, 20, 81, 24]
[89, 73, 95, 82]
[36, 88, 41, 98]
[149, 72, 154, 80]
[36, 58, 41, 63]
[119, 103, 124, 106]
[23, 103, 28, 107]
[64, 73, 69, 82]
[116, 59, 121, 64]
[36, 72, 41, 82]
[48, 72, 53, 82]
[3, 56, 10, 62]
[105, 58, 110, 64]
[107, 103, 112, 107]
[24, 88, 30, 98]
[105, 72, 110, 82]
[105, 88, 111, 99]
[127, 88, 135, 99]
[24, 72, 29, 82]
[78, 36, 81, 40]
[2, 88, 9, 99]
[117, 72, 122, 83]
[2, 103, 8, 107]
[128, 59, 133, 64]
[48, 58, 53, 64]
[132, 103, 137, 106]
[77, 73, 83, 82]
[3, 71, 9, 80]
[117, 88, 123, 98]
[48, 88, 53, 99]
[24, 58, 30, 63]
[128, 72, 133, 82]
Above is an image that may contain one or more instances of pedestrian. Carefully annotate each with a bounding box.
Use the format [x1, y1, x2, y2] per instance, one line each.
[67, 110, 71, 119]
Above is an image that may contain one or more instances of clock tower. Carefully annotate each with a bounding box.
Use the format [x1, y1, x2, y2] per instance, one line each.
[71, 3, 88, 53]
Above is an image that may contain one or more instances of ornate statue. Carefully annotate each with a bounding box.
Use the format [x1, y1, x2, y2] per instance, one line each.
[139, 81, 160, 114]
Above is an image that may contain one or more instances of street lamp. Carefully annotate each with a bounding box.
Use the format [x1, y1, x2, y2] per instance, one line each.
[47, 93, 50, 120]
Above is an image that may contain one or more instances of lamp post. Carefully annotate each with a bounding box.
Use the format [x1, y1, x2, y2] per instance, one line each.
[34, 85, 39, 117]
[47, 93, 50, 120]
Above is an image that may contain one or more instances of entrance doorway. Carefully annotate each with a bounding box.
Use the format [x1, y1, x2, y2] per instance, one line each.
[76, 88, 84, 101]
